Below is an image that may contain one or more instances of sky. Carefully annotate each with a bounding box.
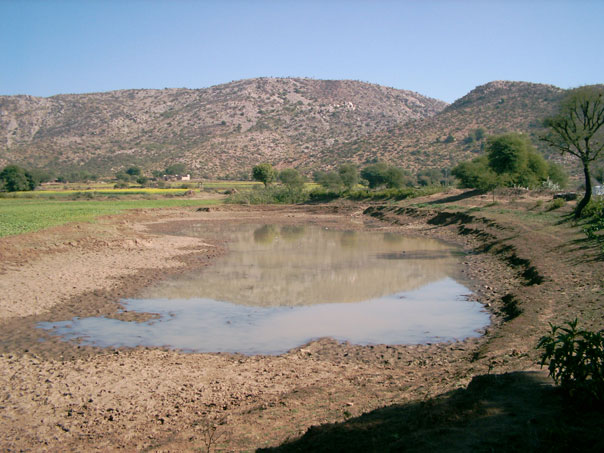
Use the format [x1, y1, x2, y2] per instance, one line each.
[1, 0, 603, 103]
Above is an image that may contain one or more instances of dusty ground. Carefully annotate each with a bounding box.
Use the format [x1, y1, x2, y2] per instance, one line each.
[0, 193, 602, 451]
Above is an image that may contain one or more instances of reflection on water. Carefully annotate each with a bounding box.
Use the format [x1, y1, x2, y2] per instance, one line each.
[38, 224, 489, 355]
[140, 224, 465, 306]
[39, 278, 489, 355]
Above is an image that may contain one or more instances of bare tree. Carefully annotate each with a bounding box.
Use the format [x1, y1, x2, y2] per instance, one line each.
[542, 86, 604, 217]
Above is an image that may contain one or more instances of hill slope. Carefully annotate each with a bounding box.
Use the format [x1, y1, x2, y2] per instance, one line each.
[0, 78, 446, 178]
[319, 81, 568, 174]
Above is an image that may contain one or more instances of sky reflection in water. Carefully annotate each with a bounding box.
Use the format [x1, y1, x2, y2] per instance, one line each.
[39, 225, 489, 355]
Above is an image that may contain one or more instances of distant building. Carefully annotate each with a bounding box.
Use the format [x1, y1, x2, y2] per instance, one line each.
[594, 185, 604, 196]
[163, 174, 191, 181]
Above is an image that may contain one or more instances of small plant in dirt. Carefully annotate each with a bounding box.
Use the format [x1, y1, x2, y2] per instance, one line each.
[546, 197, 565, 211]
[537, 319, 604, 402]
[193, 414, 229, 453]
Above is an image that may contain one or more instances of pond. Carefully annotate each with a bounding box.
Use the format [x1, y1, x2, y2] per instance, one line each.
[39, 224, 490, 355]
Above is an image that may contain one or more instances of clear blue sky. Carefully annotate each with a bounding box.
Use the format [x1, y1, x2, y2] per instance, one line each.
[2, 0, 603, 103]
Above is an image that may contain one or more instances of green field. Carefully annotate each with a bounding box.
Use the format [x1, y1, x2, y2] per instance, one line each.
[0, 198, 220, 237]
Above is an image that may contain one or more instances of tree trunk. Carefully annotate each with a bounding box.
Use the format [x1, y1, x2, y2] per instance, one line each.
[575, 162, 592, 218]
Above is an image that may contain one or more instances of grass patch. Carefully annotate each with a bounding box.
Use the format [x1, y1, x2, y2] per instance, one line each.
[225, 186, 309, 204]
[0, 198, 219, 237]
[1, 187, 196, 198]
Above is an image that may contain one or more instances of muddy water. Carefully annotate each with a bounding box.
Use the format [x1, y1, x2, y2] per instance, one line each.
[39, 224, 490, 355]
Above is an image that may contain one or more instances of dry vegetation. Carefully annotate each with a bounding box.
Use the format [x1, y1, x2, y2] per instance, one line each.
[2, 79, 582, 181]
[322, 81, 572, 173]
[0, 78, 445, 178]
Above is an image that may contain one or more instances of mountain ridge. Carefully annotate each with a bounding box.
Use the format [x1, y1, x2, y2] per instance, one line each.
[0, 77, 587, 179]
[0, 77, 446, 177]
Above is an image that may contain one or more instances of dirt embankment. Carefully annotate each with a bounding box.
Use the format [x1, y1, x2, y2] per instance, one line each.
[0, 199, 601, 451]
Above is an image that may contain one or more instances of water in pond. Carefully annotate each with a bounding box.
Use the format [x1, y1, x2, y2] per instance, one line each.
[39, 224, 490, 355]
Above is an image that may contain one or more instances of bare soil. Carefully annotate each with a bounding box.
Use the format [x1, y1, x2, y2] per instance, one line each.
[0, 192, 602, 451]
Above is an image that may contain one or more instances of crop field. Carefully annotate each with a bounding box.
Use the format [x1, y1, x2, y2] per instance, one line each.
[34, 180, 263, 193]
[0, 197, 220, 237]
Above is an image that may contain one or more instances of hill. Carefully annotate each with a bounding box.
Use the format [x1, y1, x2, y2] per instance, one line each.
[319, 81, 569, 174]
[0, 78, 446, 178]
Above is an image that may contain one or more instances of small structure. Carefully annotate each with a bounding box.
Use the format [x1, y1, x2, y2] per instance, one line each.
[594, 185, 604, 196]
[554, 192, 578, 201]
[163, 174, 191, 181]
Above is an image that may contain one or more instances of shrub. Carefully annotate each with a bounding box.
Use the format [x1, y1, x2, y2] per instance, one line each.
[537, 319, 604, 401]
[279, 168, 305, 189]
[226, 185, 308, 204]
[581, 199, 604, 249]
[360, 163, 411, 189]
[582, 199, 604, 218]
[546, 198, 566, 211]
[347, 187, 429, 201]
[252, 163, 276, 187]
[0, 165, 38, 192]
[308, 188, 341, 202]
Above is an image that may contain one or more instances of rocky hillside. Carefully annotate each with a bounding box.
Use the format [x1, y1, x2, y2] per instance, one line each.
[0, 78, 446, 178]
[319, 81, 569, 174]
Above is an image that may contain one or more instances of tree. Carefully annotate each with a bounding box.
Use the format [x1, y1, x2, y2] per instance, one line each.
[360, 163, 409, 189]
[547, 163, 568, 188]
[453, 134, 565, 197]
[115, 171, 130, 181]
[0, 165, 37, 192]
[164, 163, 187, 175]
[383, 166, 407, 188]
[338, 164, 358, 190]
[252, 163, 276, 187]
[453, 134, 557, 195]
[486, 133, 551, 188]
[452, 156, 499, 193]
[126, 166, 141, 177]
[416, 168, 442, 186]
[315, 170, 343, 191]
[543, 86, 604, 217]
[279, 168, 305, 189]
[487, 134, 530, 176]
[474, 127, 486, 141]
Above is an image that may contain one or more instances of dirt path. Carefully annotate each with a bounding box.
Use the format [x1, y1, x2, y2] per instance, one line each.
[0, 199, 601, 451]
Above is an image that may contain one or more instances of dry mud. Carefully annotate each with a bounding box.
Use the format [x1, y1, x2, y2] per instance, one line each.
[0, 198, 602, 451]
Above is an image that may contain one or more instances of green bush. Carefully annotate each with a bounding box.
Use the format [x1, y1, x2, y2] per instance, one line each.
[537, 319, 604, 401]
[226, 186, 308, 204]
[308, 188, 341, 202]
[582, 200, 604, 251]
[582, 199, 604, 218]
[347, 187, 429, 201]
[546, 197, 566, 211]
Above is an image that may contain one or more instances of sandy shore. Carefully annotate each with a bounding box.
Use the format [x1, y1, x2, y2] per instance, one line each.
[0, 200, 601, 451]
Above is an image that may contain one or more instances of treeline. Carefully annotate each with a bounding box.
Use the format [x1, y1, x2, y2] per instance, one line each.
[226, 162, 449, 204]
[0, 162, 194, 192]
[0, 165, 55, 192]
[228, 131, 578, 205]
